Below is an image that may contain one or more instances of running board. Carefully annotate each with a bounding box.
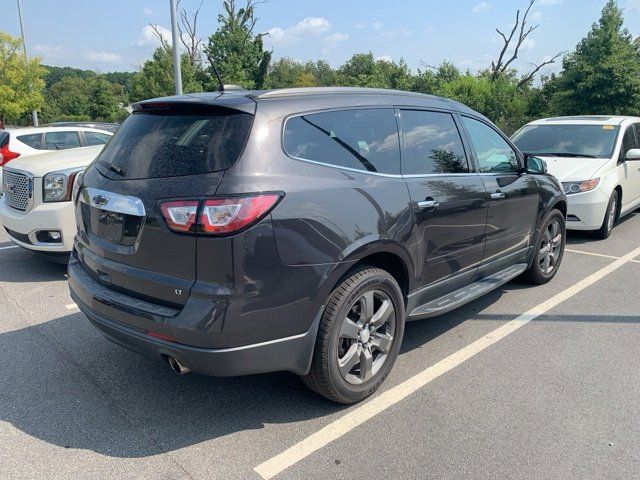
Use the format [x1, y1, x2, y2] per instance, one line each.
[408, 263, 528, 320]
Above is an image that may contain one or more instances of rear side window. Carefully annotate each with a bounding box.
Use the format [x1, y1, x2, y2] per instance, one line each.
[17, 133, 43, 149]
[84, 132, 111, 146]
[283, 108, 400, 174]
[94, 110, 252, 179]
[400, 110, 469, 174]
[45, 131, 81, 150]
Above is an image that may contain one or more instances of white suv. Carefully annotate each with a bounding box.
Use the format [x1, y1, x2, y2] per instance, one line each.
[513, 116, 640, 238]
[0, 145, 102, 261]
[0, 126, 112, 194]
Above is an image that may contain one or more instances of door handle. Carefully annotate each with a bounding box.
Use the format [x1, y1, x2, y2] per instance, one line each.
[417, 199, 440, 209]
[490, 191, 506, 200]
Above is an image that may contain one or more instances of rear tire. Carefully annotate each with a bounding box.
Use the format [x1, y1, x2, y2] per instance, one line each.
[593, 191, 618, 240]
[522, 209, 566, 285]
[303, 267, 405, 404]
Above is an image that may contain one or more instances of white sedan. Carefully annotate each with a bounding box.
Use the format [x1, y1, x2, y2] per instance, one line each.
[0, 126, 112, 193]
[513, 115, 640, 239]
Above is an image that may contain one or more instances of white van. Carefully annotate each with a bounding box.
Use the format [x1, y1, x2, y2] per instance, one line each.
[513, 116, 640, 238]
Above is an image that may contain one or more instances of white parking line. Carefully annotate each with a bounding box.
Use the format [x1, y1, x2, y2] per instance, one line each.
[254, 244, 640, 480]
[0, 245, 19, 251]
[65, 303, 79, 310]
[566, 248, 640, 264]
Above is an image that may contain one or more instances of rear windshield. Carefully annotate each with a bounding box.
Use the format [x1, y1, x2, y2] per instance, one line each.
[93, 109, 253, 179]
[512, 124, 619, 158]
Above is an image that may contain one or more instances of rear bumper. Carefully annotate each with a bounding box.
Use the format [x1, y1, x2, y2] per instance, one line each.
[68, 257, 322, 377]
[0, 197, 76, 252]
[565, 189, 609, 231]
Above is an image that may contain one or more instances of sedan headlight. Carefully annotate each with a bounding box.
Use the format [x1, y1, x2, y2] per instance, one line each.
[43, 168, 83, 202]
[562, 178, 600, 195]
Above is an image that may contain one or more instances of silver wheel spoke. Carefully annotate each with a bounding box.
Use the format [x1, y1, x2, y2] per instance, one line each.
[359, 291, 375, 322]
[340, 318, 360, 340]
[359, 347, 374, 382]
[370, 299, 393, 329]
[370, 332, 393, 354]
[338, 344, 360, 377]
[551, 234, 562, 246]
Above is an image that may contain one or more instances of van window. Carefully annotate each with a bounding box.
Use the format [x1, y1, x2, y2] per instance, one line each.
[284, 108, 400, 174]
[93, 110, 253, 180]
[401, 110, 469, 174]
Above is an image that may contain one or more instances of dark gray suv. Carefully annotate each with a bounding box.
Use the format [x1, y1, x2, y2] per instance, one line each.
[68, 87, 567, 403]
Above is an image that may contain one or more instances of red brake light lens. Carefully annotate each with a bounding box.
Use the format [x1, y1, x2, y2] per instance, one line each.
[160, 201, 199, 233]
[200, 194, 281, 235]
[0, 145, 20, 166]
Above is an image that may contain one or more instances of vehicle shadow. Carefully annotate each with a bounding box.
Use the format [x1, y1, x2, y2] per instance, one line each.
[0, 248, 68, 283]
[1, 294, 637, 459]
[566, 211, 639, 245]
[0, 285, 507, 459]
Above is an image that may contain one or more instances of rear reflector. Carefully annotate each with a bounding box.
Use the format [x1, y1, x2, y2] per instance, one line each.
[147, 331, 176, 342]
[200, 194, 280, 234]
[160, 201, 199, 233]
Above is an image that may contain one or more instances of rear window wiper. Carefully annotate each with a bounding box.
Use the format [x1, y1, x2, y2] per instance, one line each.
[96, 160, 126, 177]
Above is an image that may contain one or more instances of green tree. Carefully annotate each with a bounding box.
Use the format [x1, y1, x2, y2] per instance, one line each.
[0, 31, 46, 125]
[551, 0, 640, 115]
[88, 78, 126, 122]
[42, 76, 90, 121]
[204, 0, 271, 89]
[130, 47, 202, 102]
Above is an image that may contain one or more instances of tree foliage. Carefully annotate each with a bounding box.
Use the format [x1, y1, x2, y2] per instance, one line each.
[204, 0, 271, 89]
[0, 32, 46, 124]
[549, 0, 640, 116]
[130, 46, 202, 102]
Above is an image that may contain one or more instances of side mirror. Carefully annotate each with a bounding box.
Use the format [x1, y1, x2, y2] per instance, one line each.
[525, 155, 547, 174]
[624, 148, 640, 161]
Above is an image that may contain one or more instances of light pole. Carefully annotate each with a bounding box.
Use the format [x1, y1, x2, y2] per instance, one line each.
[17, 0, 38, 126]
[169, 0, 183, 95]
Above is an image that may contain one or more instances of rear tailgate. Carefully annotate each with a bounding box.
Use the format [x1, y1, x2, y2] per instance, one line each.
[74, 96, 255, 309]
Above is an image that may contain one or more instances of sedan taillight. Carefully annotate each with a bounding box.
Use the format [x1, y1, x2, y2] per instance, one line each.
[160, 194, 281, 235]
[0, 145, 20, 166]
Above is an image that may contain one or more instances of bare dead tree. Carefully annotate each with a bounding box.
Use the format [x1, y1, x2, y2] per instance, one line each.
[148, 24, 171, 53]
[491, 0, 563, 85]
[177, 0, 205, 67]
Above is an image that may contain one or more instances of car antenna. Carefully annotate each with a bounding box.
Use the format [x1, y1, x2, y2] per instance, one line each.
[211, 62, 224, 92]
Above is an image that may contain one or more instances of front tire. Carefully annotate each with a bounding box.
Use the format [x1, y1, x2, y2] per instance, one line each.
[522, 209, 566, 285]
[594, 190, 618, 240]
[303, 267, 405, 404]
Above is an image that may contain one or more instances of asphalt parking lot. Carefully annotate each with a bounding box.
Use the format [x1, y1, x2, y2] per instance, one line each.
[1, 213, 639, 480]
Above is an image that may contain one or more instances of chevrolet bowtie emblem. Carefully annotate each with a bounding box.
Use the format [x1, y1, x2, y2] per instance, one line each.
[92, 194, 109, 207]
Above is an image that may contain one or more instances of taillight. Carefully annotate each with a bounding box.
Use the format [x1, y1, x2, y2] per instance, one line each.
[0, 145, 20, 166]
[200, 194, 280, 235]
[159, 194, 281, 235]
[160, 201, 199, 233]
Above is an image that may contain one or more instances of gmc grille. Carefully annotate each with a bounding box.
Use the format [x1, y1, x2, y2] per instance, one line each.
[3, 169, 33, 212]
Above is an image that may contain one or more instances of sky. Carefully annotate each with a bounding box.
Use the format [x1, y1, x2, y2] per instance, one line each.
[2, 0, 640, 78]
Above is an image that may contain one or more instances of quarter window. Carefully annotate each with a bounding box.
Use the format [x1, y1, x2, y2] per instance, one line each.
[401, 110, 468, 174]
[462, 117, 519, 173]
[620, 125, 637, 162]
[45, 131, 81, 150]
[283, 109, 401, 174]
[16, 133, 43, 149]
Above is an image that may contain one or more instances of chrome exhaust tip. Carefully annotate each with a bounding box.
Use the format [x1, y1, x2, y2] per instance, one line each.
[167, 356, 191, 375]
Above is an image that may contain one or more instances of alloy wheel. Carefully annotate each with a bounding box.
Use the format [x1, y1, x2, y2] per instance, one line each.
[337, 290, 396, 385]
[539, 219, 563, 274]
